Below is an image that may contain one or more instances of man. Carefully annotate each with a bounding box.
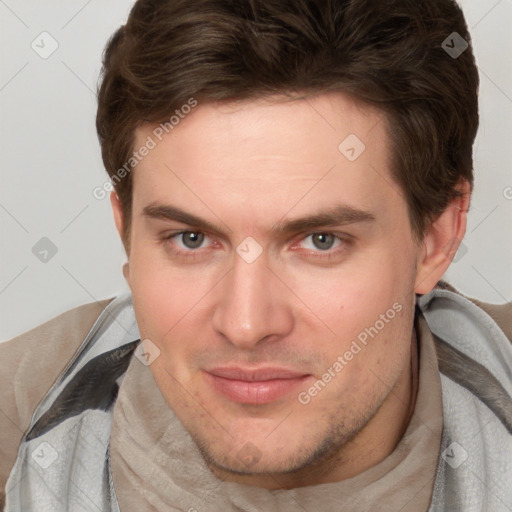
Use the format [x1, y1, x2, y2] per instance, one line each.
[1, 0, 511, 510]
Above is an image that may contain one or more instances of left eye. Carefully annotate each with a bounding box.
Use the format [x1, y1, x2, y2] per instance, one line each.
[174, 231, 208, 249]
[300, 233, 342, 251]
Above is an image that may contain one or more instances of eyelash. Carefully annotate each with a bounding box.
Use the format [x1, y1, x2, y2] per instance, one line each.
[160, 231, 352, 261]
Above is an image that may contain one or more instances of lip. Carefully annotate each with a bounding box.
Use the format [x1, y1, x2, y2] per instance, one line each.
[204, 366, 312, 405]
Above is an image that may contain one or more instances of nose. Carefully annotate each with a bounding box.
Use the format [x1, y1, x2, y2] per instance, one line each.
[211, 250, 294, 350]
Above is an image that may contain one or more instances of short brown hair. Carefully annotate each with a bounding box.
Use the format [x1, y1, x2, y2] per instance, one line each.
[96, 0, 479, 249]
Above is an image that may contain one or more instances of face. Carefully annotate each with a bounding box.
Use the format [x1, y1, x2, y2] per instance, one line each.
[113, 92, 434, 488]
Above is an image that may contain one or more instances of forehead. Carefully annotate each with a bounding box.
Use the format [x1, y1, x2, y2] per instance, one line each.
[130, 92, 401, 230]
[135, 92, 387, 166]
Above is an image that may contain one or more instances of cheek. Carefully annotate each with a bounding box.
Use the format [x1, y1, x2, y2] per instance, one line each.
[128, 247, 218, 367]
[128, 246, 180, 343]
[293, 251, 409, 322]
[286, 248, 414, 374]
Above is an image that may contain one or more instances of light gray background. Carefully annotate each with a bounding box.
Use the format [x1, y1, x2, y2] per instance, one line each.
[1, 0, 511, 342]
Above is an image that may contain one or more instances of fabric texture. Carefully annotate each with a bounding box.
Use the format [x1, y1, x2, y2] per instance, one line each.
[419, 290, 512, 510]
[0, 298, 114, 509]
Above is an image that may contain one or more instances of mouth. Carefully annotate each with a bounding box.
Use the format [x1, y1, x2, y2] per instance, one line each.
[204, 366, 312, 405]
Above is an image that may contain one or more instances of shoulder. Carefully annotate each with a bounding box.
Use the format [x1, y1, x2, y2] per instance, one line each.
[435, 280, 512, 342]
[0, 297, 115, 507]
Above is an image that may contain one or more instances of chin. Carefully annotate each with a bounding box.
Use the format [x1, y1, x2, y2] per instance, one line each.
[194, 424, 343, 478]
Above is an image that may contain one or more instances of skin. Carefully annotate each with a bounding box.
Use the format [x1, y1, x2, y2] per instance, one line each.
[111, 92, 469, 489]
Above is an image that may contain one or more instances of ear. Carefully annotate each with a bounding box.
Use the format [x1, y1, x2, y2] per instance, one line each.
[110, 191, 124, 239]
[110, 191, 131, 285]
[414, 180, 471, 295]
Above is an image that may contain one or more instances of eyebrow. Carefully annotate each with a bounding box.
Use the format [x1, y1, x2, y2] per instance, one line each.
[142, 203, 376, 236]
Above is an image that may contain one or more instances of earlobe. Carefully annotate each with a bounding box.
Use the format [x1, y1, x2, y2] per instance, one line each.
[414, 180, 471, 295]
